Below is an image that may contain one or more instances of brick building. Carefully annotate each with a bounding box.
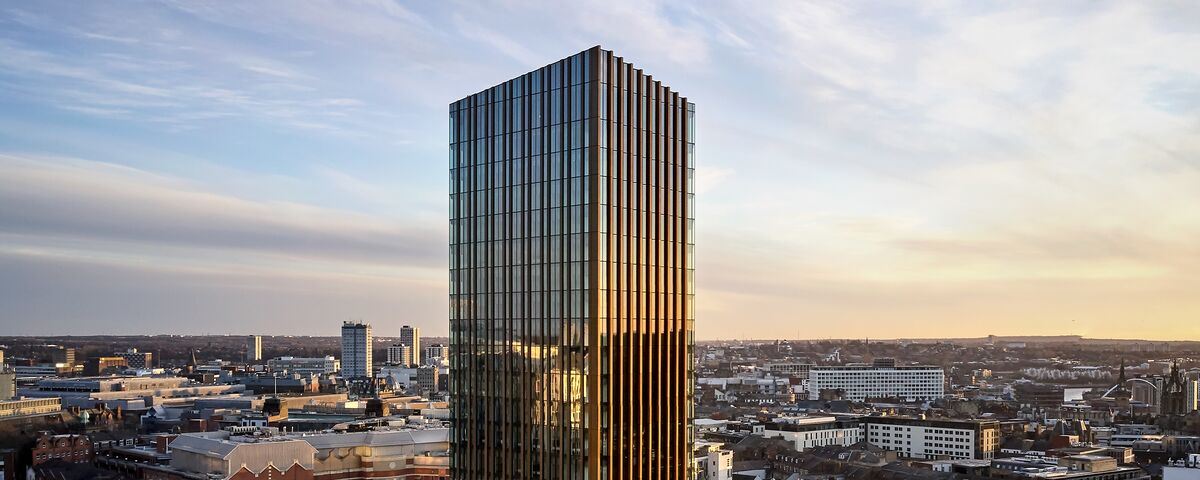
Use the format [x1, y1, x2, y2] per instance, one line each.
[32, 432, 93, 465]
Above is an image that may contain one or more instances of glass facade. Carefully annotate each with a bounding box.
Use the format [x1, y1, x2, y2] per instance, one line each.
[449, 46, 694, 479]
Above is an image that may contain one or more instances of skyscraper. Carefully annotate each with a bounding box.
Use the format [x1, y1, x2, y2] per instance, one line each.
[400, 325, 421, 367]
[341, 321, 373, 379]
[449, 46, 695, 479]
[246, 335, 262, 363]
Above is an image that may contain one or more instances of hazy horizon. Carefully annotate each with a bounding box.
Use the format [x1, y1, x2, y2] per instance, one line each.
[2, 2, 1198, 340]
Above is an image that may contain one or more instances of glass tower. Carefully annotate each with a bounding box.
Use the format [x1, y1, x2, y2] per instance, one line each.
[449, 46, 695, 479]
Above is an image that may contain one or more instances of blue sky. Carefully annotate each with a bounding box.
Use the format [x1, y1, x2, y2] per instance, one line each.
[1, 1, 1198, 340]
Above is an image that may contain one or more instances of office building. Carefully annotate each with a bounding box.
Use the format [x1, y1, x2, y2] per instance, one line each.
[417, 366, 442, 395]
[766, 362, 814, 380]
[400, 325, 421, 367]
[268, 356, 340, 376]
[21, 376, 245, 409]
[13, 365, 72, 377]
[49, 346, 75, 367]
[762, 415, 864, 452]
[115, 349, 153, 369]
[424, 344, 450, 365]
[449, 46, 695, 478]
[388, 344, 414, 366]
[1015, 383, 1066, 409]
[84, 357, 128, 376]
[863, 416, 1000, 460]
[245, 335, 262, 363]
[1163, 454, 1200, 480]
[341, 321, 373, 379]
[807, 364, 945, 402]
[0, 397, 61, 419]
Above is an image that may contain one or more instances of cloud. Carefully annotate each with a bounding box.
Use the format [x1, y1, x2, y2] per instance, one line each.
[0, 154, 445, 269]
[0, 250, 445, 336]
[2, 1, 1199, 339]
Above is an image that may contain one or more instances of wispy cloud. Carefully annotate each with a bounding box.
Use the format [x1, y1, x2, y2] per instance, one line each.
[0, 154, 444, 269]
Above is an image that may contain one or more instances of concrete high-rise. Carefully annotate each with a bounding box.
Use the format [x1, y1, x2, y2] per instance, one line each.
[449, 46, 695, 479]
[246, 335, 262, 363]
[340, 321, 373, 379]
[400, 325, 421, 367]
[386, 344, 412, 366]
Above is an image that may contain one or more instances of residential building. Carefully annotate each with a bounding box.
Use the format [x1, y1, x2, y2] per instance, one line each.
[761, 415, 864, 452]
[693, 441, 732, 480]
[863, 416, 1000, 460]
[32, 433, 92, 465]
[400, 325, 421, 367]
[808, 364, 945, 402]
[245, 335, 262, 363]
[341, 321, 372, 379]
[449, 46, 695, 478]
[388, 343, 414, 366]
[424, 343, 450, 366]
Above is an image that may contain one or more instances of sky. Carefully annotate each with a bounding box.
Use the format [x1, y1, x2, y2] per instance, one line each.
[1, 1, 1198, 340]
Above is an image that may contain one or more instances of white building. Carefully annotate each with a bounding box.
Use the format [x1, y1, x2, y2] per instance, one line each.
[1164, 454, 1200, 480]
[863, 416, 999, 460]
[693, 441, 732, 480]
[761, 415, 863, 452]
[807, 364, 944, 401]
[341, 321, 373, 378]
[268, 356, 340, 375]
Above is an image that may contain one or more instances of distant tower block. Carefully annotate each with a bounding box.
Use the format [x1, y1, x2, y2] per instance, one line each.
[246, 335, 262, 363]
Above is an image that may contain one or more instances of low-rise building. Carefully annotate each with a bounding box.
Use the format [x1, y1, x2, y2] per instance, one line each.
[693, 441, 732, 480]
[761, 415, 863, 452]
[863, 416, 1000, 460]
[268, 356, 340, 375]
[32, 432, 93, 466]
[20, 376, 246, 409]
[0, 397, 62, 419]
[149, 426, 449, 480]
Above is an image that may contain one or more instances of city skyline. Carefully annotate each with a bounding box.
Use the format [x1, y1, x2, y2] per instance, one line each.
[1, 2, 1199, 340]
